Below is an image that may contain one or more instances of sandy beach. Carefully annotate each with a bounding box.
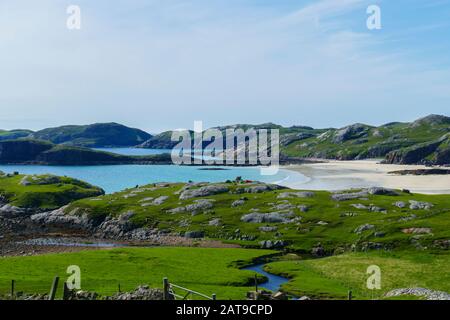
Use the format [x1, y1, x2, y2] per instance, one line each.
[280, 160, 450, 194]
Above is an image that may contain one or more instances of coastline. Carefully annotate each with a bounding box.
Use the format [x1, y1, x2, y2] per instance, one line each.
[279, 159, 450, 194]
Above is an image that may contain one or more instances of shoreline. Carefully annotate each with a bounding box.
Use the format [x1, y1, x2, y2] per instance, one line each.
[279, 160, 450, 194]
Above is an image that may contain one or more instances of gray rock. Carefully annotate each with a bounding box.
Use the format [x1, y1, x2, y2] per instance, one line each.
[354, 224, 375, 234]
[402, 228, 432, 234]
[331, 190, 368, 201]
[242, 184, 285, 194]
[333, 124, 368, 143]
[208, 218, 221, 226]
[277, 191, 315, 199]
[184, 230, 205, 238]
[111, 285, 165, 300]
[385, 288, 450, 300]
[241, 212, 294, 224]
[180, 184, 229, 200]
[185, 199, 214, 214]
[231, 199, 246, 207]
[367, 187, 399, 196]
[409, 200, 433, 210]
[259, 226, 278, 232]
[152, 196, 169, 205]
[298, 205, 309, 212]
[259, 240, 286, 249]
[394, 201, 406, 208]
[351, 204, 367, 210]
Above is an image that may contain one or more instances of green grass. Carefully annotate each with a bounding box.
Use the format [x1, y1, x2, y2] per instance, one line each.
[64, 181, 450, 252]
[0, 173, 104, 209]
[0, 247, 274, 299]
[265, 251, 450, 300]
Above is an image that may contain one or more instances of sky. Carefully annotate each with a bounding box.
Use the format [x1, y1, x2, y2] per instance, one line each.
[0, 0, 449, 133]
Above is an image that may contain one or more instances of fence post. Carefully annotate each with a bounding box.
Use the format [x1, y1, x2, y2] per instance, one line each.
[163, 277, 169, 300]
[254, 274, 258, 292]
[11, 280, 15, 298]
[212, 294, 216, 300]
[62, 282, 70, 300]
[49, 276, 60, 300]
[348, 290, 352, 301]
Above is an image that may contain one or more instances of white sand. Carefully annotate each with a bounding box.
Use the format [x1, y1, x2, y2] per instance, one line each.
[280, 160, 450, 194]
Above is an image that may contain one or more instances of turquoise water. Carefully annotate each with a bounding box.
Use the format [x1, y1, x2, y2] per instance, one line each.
[93, 148, 172, 156]
[0, 149, 306, 193]
[243, 264, 290, 292]
[0, 164, 301, 194]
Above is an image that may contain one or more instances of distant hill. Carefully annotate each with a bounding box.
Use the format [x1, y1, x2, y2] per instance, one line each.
[0, 129, 34, 141]
[0, 139, 172, 165]
[138, 115, 450, 165]
[30, 123, 151, 148]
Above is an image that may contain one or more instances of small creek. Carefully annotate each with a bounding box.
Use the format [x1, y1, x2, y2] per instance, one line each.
[243, 263, 290, 292]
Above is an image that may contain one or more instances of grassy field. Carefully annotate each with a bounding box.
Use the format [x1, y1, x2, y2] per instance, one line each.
[0, 173, 104, 209]
[0, 247, 275, 299]
[63, 181, 450, 252]
[265, 251, 450, 300]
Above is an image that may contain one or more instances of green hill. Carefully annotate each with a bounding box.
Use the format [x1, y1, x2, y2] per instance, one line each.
[0, 173, 104, 210]
[137, 115, 450, 165]
[35, 181, 450, 253]
[0, 139, 172, 165]
[31, 122, 151, 147]
[0, 129, 33, 141]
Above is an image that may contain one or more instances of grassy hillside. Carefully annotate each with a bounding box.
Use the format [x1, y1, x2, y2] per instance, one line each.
[0, 173, 104, 209]
[31, 123, 151, 148]
[0, 247, 274, 299]
[282, 115, 450, 164]
[137, 115, 450, 165]
[60, 181, 450, 253]
[0, 129, 33, 141]
[265, 251, 450, 299]
[0, 139, 173, 165]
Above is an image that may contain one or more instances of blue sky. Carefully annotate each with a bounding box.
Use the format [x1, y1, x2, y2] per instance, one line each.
[0, 0, 449, 133]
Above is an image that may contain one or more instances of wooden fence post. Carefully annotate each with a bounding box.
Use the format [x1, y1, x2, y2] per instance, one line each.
[11, 280, 15, 298]
[254, 274, 258, 292]
[49, 276, 60, 300]
[163, 277, 169, 300]
[348, 290, 352, 301]
[62, 282, 70, 300]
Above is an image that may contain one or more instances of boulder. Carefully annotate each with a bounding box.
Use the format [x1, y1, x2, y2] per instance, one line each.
[385, 288, 450, 300]
[242, 184, 285, 194]
[409, 200, 433, 210]
[277, 191, 315, 199]
[180, 185, 229, 200]
[367, 187, 399, 196]
[152, 196, 169, 205]
[402, 228, 432, 234]
[354, 224, 375, 234]
[331, 191, 368, 201]
[184, 230, 205, 238]
[111, 285, 164, 300]
[241, 212, 294, 224]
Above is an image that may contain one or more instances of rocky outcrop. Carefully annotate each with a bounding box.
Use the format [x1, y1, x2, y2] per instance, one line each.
[241, 212, 295, 224]
[179, 185, 229, 200]
[277, 191, 315, 199]
[333, 124, 370, 143]
[385, 288, 450, 300]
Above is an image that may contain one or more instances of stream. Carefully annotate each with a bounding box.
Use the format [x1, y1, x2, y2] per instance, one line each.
[243, 264, 290, 292]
